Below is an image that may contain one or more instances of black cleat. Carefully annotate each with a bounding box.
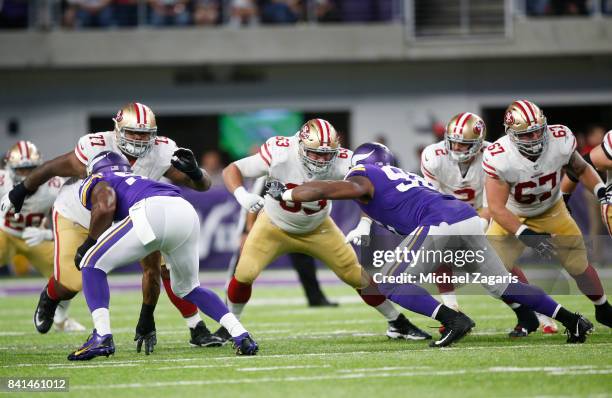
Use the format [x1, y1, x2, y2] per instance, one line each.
[212, 326, 233, 345]
[564, 314, 593, 344]
[594, 301, 612, 328]
[430, 312, 475, 348]
[34, 285, 60, 334]
[190, 321, 223, 347]
[387, 313, 432, 340]
[508, 306, 539, 338]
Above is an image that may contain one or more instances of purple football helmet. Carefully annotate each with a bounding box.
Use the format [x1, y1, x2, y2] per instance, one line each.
[87, 151, 132, 175]
[351, 142, 396, 167]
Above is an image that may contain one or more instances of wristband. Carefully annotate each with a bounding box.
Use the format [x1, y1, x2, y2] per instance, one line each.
[515, 224, 529, 237]
[594, 182, 606, 200]
[281, 189, 294, 202]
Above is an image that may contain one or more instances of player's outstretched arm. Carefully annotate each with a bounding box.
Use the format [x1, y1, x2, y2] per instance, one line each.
[1, 151, 85, 215]
[287, 176, 373, 202]
[165, 148, 211, 192]
[564, 151, 607, 203]
[223, 161, 266, 213]
[25, 151, 86, 191]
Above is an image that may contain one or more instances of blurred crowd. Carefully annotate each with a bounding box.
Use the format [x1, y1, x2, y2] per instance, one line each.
[4, 0, 611, 30]
[0, 0, 399, 29]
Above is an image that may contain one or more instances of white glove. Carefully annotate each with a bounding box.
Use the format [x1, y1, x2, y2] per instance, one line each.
[345, 217, 372, 245]
[234, 186, 265, 213]
[0, 193, 14, 217]
[22, 227, 53, 247]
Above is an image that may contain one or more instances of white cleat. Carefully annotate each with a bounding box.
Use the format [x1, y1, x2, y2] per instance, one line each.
[536, 313, 558, 334]
[54, 318, 86, 332]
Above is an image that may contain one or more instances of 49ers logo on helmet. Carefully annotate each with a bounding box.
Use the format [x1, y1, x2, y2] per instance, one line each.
[115, 110, 124, 122]
[504, 111, 514, 126]
[473, 120, 485, 136]
[299, 124, 310, 140]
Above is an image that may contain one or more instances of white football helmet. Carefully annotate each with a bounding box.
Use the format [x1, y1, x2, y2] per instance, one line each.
[504, 100, 548, 157]
[297, 118, 340, 175]
[444, 112, 486, 163]
[113, 102, 158, 158]
[4, 141, 43, 184]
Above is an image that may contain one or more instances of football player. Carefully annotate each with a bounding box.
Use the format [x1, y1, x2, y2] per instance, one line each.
[421, 113, 557, 334]
[218, 119, 432, 343]
[589, 129, 612, 235]
[560, 128, 612, 236]
[484, 100, 612, 335]
[270, 142, 593, 345]
[0, 103, 222, 349]
[0, 141, 84, 332]
[68, 151, 257, 360]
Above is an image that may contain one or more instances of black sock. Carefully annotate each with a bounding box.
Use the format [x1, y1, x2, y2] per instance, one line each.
[554, 307, 578, 327]
[434, 305, 457, 324]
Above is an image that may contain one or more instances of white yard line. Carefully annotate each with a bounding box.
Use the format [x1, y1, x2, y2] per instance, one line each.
[70, 365, 612, 390]
[237, 365, 331, 372]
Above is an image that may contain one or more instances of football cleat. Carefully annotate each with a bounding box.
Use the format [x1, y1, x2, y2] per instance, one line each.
[508, 306, 539, 338]
[536, 313, 558, 334]
[34, 285, 60, 334]
[564, 314, 593, 344]
[54, 318, 86, 333]
[430, 312, 475, 348]
[212, 326, 233, 345]
[233, 333, 259, 356]
[67, 330, 115, 360]
[594, 301, 612, 328]
[190, 321, 223, 347]
[387, 314, 432, 340]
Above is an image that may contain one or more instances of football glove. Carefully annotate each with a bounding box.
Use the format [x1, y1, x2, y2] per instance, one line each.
[595, 184, 611, 205]
[135, 303, 157, 355]
[23, 227, 53, 247]
[345, 217, 372, 246]
[74, 237, 97, 270]
[234, 186, 264, 213]
[517, 227, 556, 260]
[1, 182, 34, 216]
[171, 148, 203, 182]
[264, 178, 286, 201]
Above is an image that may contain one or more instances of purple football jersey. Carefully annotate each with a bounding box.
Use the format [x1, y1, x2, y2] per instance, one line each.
[345, 164, 476, 234]
[79, 171, 180, 220]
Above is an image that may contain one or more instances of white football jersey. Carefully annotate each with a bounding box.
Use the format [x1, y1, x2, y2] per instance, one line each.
[54, 131, 178, 228]
[602, 129, 612, 187]
[0, 169, 63, 238]
[235, 135, 352, 234]
[420, 140, 489, 209]
[482, 125, 576, 217]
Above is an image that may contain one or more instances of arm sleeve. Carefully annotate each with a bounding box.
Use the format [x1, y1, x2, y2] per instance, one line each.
[234, 154, 270, 179]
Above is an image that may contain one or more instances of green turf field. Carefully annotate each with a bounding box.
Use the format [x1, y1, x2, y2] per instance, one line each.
[1, 275, 611, 398]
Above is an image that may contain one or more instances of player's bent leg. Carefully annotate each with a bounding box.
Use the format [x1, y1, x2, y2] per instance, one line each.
[304, 218, 437, 342]
[161, 200, 257, 355]
[69, 216, 149, 360]
[531, 201, 612, 327]
[36, 211, 88, 334]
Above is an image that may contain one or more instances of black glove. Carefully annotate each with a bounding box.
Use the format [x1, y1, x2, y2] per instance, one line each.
[135, 303, 157, 355]
[595, 184, 610, 205]
[74, 236, 97, 270]
[171, 148, 203, 182]
[264, 179, 287, 201]
[517, 228, 556, 260]
[7, 182, 35, 213]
